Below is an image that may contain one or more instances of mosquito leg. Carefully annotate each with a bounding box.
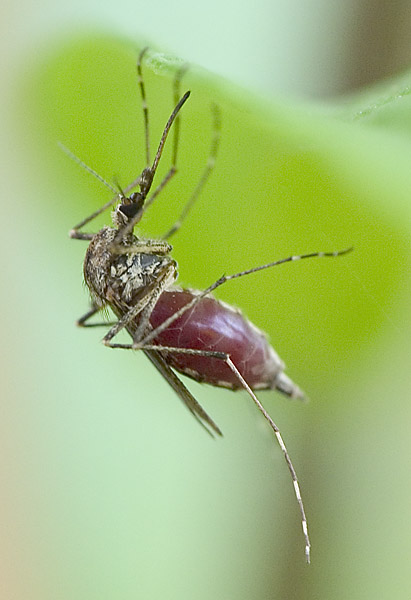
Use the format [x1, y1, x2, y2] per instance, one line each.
[119, 46, 151, 194]
[144, 348, 223, 437]
[65, 51, 190, 240]
[80, 321, 118, 328]
[75, 303, 117, 328]
[110, 238, 172, 256]
[130, 268, 177, 344]
[163, 103, 221, 240]
[106, 342, 225, 357]
[68, 192, 122, 238]
[129, 47, 187, 197]
[59, 142, 123, 239]
[171, 62, 188, 166]
[223, 356, 311, 564]
[102, 295, 155, 344]
[135, 62, 189, 215]
[137, 46, 151, 167]
[113, 91, 191, 246]
[76, 304, 101, 326]
[59, 144, 121, 239]
[105, 339, 310, 562]
[140, 247, 353, 347]
[102, 264, 177, 344]
[125, 66, 190, 206]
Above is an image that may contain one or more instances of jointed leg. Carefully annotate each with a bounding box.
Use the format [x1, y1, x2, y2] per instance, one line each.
[163, 103, 221, 240]
[139, 63, 187, 215]
[131, 267, 177, 344]
[102, 263, 177, 344]
[60, 142, 121, 239]
[106, 339, 311, 562]
[110, 238, 172, 256]
[76, 303, 119, 328]
[224, 355, 311, 564]
[144, 348, 223, 437]
[76, 303, 102, 326]
[123, 59, 191, 221]
[113, 91, 190, 246]
[140, 247, 353, 347]
[136, 47, 151, 167]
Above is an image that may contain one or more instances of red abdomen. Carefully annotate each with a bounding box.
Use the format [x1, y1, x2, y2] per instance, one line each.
[149, 289, 282, 389]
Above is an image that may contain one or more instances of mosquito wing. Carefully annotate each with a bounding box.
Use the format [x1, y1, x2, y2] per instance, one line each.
[144, 349, 223, 437]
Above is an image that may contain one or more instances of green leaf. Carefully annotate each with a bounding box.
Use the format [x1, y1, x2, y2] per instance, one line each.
[12, 33, 411, 597]
[23, 34, 409, 374]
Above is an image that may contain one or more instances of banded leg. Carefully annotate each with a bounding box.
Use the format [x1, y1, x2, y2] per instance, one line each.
[105, 339, 311, 563]
[138, 61, 189, 208]
[113, 90, 190, 246]
[123, 51, 190, 203]
[136, 62, 188, 215]
[162, 103, 221, 240]
[136, 47, 151, 167]
[140, 247, 354, 347]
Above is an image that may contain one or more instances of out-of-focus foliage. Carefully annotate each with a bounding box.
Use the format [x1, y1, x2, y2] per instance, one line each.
[3, 34, 411, 600]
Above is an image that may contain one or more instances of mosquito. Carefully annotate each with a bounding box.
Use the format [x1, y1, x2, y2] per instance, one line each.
[63, 47, 352, 563]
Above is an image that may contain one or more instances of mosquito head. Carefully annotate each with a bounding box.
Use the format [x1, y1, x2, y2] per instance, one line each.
[112, 191, 145, 229]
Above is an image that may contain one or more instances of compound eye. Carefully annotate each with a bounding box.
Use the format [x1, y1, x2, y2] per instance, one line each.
[119, 193, 144, 220]
[119, 203, 140, 219]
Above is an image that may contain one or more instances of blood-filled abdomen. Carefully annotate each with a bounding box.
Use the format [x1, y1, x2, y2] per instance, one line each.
[149, 288, 286, 391]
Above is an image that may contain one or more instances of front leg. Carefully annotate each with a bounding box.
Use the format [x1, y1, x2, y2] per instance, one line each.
[102, 262, 177, 345]
[69, 194, 120, 241]
[76, 302, 119, 328]
[76, 303, 101, 326]
[110, 238, 172, 256]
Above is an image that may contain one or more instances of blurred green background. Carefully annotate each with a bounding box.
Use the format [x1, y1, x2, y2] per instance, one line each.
[2, 3, 411, 600]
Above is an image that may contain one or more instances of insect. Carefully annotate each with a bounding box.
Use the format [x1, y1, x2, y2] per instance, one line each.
[64, 47, 352, 563]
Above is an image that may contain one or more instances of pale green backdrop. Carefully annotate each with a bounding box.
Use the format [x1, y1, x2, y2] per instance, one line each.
[1, 7, 411, 600]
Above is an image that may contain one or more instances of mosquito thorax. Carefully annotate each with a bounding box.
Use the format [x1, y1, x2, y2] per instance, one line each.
[83, 224, 176, 309]
[83, 226, 119, 299]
